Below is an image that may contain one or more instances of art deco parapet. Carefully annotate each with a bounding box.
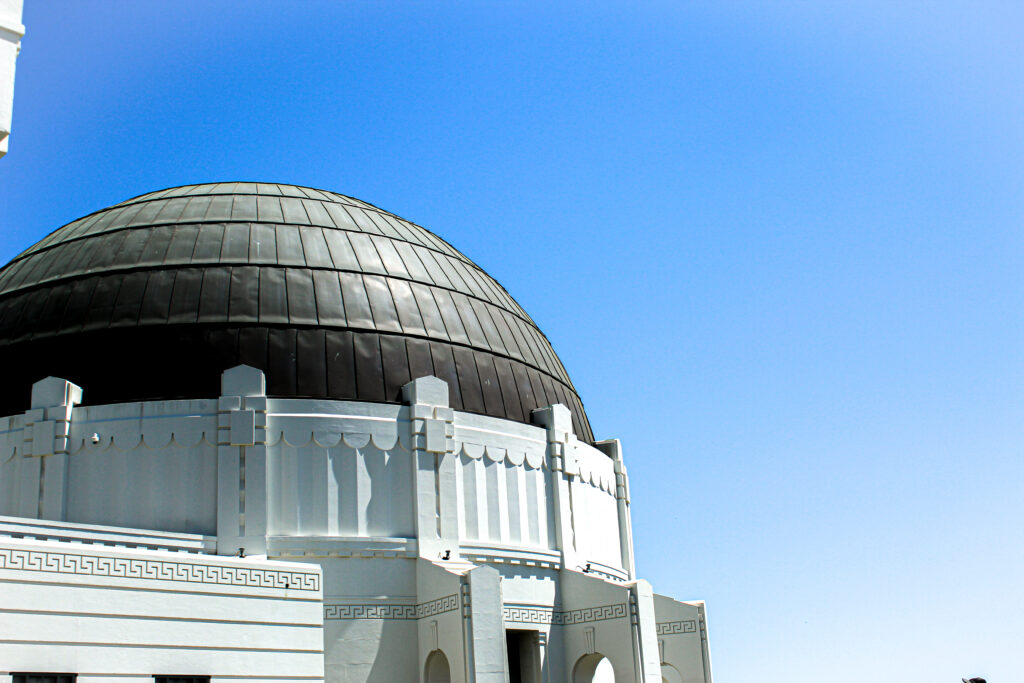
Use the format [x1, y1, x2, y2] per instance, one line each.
[403, 375, 458, 561]
[0, 367, 632, 580]
[217, 365, 269, 556]
[25, 376, 82, 458]
[9, 377, 83, 521]
[533, 403, 580, 571]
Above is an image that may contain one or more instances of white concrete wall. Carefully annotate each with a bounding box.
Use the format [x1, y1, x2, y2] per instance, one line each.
[454, 451, 552, 549]
[0, 370, 685, 682]
[450, 410, 626, 578]
[0, 413, 36, 516]
[319, 557, 420, 682]
[265, 399, 417, 539]
[653, 595, 713, 683]
[0, 536, 324, 682]
[552, 572, 661, 683]
[566, 440, 624, 575]
[0, 400, 219, 535]
[0, 0, 23, 157]
[269, 441, 414, 537]
[68, 401, 219, 534]
[0, 378, 629, 576]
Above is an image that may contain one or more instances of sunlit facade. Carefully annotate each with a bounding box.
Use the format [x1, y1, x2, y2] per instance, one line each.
[0, 183, 712, 682]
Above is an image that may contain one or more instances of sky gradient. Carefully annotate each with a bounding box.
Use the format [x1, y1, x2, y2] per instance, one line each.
[2, 2, 1022, 681]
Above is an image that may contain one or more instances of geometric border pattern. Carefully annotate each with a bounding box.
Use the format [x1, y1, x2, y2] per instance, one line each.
[0, 547, 320, 592]
[324, 594, 459, 621]
[324, 603, 416, 620]
[504, 604, 555, 625]
[655, 619, 698, 635]
[557, 603, 628, 625]
[417, 594, 459, 618]
[503, 602, 628, 626]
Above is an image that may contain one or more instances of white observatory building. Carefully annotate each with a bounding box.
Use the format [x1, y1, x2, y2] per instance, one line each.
[0, 183, 713, 683]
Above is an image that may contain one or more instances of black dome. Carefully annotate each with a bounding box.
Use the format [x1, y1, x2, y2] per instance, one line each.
[0, 182, 593, 441]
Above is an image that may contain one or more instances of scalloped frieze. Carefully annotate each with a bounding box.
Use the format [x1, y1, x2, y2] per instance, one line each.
[266, 413, 407, 451]
[566, 441, 616, 494]
[68, 416, 215, 452]
[69, 432, 217, 453]
[266, 428, 406, 451]
[454, 440, 545, 469]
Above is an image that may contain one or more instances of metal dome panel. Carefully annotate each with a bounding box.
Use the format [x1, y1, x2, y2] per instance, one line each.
[0, 183, 593, 441]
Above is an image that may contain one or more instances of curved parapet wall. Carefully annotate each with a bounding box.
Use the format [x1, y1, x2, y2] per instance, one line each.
[0, 369, 630, 579]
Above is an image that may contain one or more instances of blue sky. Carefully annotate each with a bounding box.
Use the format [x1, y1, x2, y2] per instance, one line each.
[2, 2, 1022, 681]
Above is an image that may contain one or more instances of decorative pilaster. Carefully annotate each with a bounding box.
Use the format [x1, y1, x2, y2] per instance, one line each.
[402, 375, 456, 560]
[19, 377, 82, 520]
[216, 365, 268, 556]
[532, 403, 579, 571]
[462, 564, 508, 682]
[596, 438, 636, 580]
[630, 579, 664, 682]
[697, 601, 714, 683]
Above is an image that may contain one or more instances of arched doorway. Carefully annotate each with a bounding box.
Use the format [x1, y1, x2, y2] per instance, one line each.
[424, 649, 451, 683]
[572, 653, 615, 683]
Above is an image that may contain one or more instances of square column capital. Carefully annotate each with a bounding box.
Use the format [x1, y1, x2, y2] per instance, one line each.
[402, 375, 450, 408]
[532, 403, 573, 441]
[221, 364, 266, 398]
[30, 376, 82, 411]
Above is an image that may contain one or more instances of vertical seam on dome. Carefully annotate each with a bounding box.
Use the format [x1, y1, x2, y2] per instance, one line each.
[421, 285, 455, 343]
[362, 229, 392, 278]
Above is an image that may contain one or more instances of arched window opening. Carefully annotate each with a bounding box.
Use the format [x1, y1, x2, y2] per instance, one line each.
[572, 653, 615, 683]
[424, 649, 451, 683]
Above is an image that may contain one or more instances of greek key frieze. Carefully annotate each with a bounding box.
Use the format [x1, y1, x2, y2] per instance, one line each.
[555, 602, 628, 625]
[655, 619, 698, 635]
[324, 593, 459, 620]
[417, 593, 459, 618]
[503, 602, 628, 626]
[0, 547, 319, 592]
[504, 605, 554, 624]
[324, 603, 417, 620]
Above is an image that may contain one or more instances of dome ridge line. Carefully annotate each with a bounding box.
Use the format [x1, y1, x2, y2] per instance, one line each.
[0, 267, 571, 385]
[6, 215, 478, 271]
[13, 199, 475, 272]
[0, 256, 536, 329]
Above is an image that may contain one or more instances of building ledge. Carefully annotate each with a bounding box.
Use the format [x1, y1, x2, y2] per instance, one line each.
[460, 542, 562, 570]
[268, 535, 418, 559]
[0, 515, 216, 553]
